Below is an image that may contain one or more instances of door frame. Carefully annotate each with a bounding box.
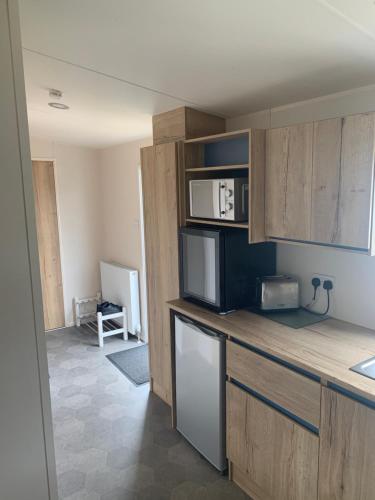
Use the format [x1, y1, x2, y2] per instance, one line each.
[32, 157, 67, 328]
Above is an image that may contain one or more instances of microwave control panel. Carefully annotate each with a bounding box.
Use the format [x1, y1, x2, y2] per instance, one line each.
[219, 178, 248, 221]
[219, 180, 234, 219]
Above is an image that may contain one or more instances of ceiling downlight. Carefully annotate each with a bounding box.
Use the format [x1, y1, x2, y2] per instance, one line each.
[48, 88, 69, 109]
[48, 102, 69, 110]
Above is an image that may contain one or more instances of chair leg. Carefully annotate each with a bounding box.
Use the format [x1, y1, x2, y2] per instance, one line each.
[122, 307, 128, 341]
[97, 312, 104, 348]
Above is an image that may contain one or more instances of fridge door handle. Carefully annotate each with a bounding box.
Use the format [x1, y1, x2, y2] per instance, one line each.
[176, 314, 195, 326]
[176, 314, 225, 340]
[198, 324, 226, 340]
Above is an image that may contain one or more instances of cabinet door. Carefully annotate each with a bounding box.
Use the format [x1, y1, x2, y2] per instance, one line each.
[227, 382, 318, 500]
[319, 388, 375, 500]
[265, 127, 288, 238]
[141, 143, 180, 405]
[336, 113, 375, 249]
[266, 123, 313, 240]
[311, 118, 342, 243]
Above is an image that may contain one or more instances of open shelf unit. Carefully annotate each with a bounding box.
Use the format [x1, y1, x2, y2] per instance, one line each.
[186, 218, 248, 229]
[181, 129, 266, 242]
[184, 129, 250, 144]
[185, 164, 248, 172]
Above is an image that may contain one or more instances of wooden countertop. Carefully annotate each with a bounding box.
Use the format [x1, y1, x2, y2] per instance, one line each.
[167, 299, 375, 402]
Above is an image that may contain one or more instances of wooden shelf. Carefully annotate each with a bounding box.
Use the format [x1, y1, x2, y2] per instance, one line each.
[184, 129, 250, 144]
[182, 127, 266, 243]
[186, 164, 249, 172]
[186, 218, 248, 229]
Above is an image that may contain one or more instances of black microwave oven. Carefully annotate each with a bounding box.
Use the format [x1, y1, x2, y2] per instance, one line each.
[179, 226, 276, 313]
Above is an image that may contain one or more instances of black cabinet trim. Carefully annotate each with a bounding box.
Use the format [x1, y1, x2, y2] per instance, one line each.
[327, 382, 375, 410]
[268, 236, 368, 253]
[230, 378, 319, 435]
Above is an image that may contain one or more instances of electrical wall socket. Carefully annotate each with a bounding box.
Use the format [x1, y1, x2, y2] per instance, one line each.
[311, 274, 335, 290]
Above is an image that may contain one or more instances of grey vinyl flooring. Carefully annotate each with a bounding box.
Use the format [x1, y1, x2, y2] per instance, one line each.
[47, 326, 248, 500]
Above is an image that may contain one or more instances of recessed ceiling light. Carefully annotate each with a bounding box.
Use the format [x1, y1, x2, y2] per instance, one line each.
[47, 89, 69, 109]
[48, 102, 70, 110]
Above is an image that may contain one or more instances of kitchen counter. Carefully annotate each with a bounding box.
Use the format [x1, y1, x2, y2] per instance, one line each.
[167, 298, 375, 403]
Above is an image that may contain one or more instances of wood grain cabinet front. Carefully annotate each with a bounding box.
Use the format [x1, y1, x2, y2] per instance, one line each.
[266, 112, 375, 252]
[318, 387, 375, 500]
[227, 340, 321, 429]
[152, 107, 225, 145]
[227, 382, 319, 500]
[265, 122, 313, 241]
[141, 143, 180, 405]
[312, 113, 375, 249]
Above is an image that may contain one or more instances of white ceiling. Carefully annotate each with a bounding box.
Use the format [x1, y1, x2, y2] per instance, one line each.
[22, 50, 183, 148]
[19, 0, 375, 148]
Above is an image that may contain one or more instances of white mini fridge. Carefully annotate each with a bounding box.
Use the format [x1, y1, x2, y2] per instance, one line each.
[175, 314, 226, 471]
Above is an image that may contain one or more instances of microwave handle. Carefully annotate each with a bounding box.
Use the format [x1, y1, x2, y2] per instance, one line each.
[212, 180, 221, 218]
[219, 181, 226, 219]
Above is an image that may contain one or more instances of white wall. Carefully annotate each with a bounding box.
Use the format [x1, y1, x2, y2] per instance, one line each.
[98, 138, 152, 341]
[30, 138, 101, 326]
[227, 84, 375, 330]
[29, 136, 152, 339]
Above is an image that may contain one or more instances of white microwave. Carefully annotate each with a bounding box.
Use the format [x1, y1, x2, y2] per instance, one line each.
[189, 178, 248, 221]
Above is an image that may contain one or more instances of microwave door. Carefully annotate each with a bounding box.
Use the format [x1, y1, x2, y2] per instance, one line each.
[189, 180, 214, 218]
[189, 180, 221, 219]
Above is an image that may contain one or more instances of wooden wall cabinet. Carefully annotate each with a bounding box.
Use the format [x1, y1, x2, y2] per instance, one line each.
[311, 118, 342, 244]
[141, 143, 180, 404]
[152, 106, 225, 145]
[266, 112, 375, 252]
[332, 113, 375, 249]
[227, 382, 319, 500]
[319, 388, 375, 500]
[266, 123, 313, 241]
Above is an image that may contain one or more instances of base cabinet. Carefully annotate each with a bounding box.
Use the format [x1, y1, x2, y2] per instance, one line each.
[318, 388, 375, 500]
[227, 382, 319, 500]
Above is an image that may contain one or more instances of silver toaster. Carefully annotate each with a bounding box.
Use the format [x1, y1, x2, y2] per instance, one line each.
[256, 275, 299, 311]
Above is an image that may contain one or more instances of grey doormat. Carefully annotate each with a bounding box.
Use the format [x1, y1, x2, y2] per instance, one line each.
[106, 345, 149, 386]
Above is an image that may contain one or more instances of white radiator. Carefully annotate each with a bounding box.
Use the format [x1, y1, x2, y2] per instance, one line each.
[100, 261, 141, 336]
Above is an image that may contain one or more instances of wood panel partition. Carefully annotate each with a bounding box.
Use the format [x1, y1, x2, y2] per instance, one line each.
[32, 160, 65, 330]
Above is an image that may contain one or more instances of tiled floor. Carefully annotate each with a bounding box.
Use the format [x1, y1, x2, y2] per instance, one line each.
[47, 327, 248, 500]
